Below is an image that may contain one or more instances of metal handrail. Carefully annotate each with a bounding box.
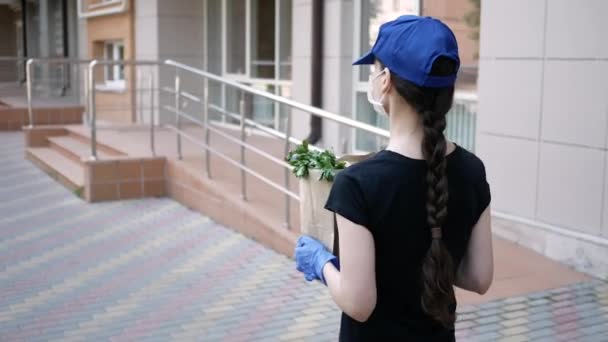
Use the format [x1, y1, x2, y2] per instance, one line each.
[25, 58, 93, 128]
[161, 86, 202, 103]
[87, 59, 164, 159]
[207, 103, 307, 150]
[161, 59, 391, 229]
[163, 105, 292, 169]
[165, 125, 300, 201]
[161, 61, 479, 227]
[164, 59, 391, 139]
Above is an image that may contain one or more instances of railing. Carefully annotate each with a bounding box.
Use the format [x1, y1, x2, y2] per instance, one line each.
[161, 59, 392, 228]
[25, 58, 92, 128]
[87, 59, 162, 159]
[155, 64, 476, 228]
[24, 57, 476, 230]
[82, 58, 389, 228]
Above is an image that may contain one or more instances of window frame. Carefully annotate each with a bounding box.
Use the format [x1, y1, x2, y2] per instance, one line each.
[212, 0, 292, 131]
[89, 0, 123, 10]
[103, 40, 125, 90]
[221, 0, 291, 81]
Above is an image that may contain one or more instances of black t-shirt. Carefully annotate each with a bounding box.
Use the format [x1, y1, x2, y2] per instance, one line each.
[324, 145, 491, 342]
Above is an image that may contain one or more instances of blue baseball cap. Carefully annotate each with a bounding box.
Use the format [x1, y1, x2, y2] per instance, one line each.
[354, 15, 460, 88]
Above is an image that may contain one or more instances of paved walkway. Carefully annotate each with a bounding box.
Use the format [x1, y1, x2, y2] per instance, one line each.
[1, 131, 607, 341]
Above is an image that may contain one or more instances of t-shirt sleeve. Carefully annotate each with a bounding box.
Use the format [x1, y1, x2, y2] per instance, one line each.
[474, 162, 491, 222]
[324, 172, 370, 228]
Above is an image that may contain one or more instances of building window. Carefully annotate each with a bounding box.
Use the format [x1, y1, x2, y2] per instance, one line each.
[226, 0, 246, 74]
[222, 0, 292, 80]
[104, 41, 125, 89]
[250, 0, 275, 78]
[207, 0, 292, 131]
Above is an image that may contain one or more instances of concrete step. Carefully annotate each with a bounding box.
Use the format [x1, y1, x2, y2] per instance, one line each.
[47, 135, 116, 164]
[26, 147, 85, 194]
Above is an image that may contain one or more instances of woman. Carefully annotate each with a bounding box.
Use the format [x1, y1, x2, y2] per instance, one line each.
[295, 15, 493, 341]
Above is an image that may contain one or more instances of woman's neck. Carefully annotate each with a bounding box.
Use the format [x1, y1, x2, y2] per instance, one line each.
[386, 106, 425, 159]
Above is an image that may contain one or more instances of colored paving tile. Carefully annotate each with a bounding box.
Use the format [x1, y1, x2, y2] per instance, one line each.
[1, 131, 607, 341]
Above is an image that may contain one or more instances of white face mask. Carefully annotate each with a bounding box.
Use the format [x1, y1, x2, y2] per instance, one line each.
[367, 67, 388, 116]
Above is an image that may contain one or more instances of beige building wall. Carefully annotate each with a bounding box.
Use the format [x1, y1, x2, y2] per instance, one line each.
[84, 0, 135, 124]
[477, 0, 608, 279]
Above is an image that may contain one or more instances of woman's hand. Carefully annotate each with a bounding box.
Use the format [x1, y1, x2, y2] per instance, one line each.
[294, 235, 339, 284]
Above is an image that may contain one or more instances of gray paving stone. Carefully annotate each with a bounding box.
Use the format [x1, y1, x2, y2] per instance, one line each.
[579, 334, 608, 342]
[526, 327, 555, 339]
[528, 298, 551, 306]
[476, 315, 502, 325]
[472, 323, 503, 334]
[527, 318, 555, 331]
[477, 308, 501, 317]
[533, 336, 559, 342]
[470, 331, 501, 341]
[526, 311, 553, 323]
[581, 323, 608, 336]
[477, 301, 503, 309]
[458, 312, 477, 321]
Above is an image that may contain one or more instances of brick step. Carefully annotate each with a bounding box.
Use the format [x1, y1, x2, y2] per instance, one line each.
[63, 126, 126, 156]
[47, 135, 117, 165]
[26, 147, 85, 194]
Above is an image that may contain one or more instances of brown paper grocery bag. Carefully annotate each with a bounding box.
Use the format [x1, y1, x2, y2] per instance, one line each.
[298, 152, 376, 254]
[299, 169, 337, 251]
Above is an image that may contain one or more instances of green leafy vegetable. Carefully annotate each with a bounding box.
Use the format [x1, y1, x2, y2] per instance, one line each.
[286, 140, 346, 182]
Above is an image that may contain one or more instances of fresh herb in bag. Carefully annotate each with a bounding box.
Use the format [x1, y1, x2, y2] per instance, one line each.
[286, 140, 346, 182]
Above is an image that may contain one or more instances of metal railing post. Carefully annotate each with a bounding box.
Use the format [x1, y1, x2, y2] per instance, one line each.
[138, 69, 144, 124]
[83, 67, 89, 125]
[60, 61, 68, 96]
[203, 77, 211, 178]
[175, 70, 182, 160]
[89, 60, 98, 160]
[149, 72, 156, 156]
[26, 59, 34, 128]
[283, 109, 292, 229]
[239, 92, 247, 201]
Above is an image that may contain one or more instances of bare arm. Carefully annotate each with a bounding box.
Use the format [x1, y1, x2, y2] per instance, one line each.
[455, 206, 493, 294]
[322, 214, 377, 322]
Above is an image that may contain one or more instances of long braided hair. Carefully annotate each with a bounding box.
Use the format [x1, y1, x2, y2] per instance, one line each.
[381, 57, 458, 329]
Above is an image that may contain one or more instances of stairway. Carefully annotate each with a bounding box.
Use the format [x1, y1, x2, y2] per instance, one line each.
[25, 126, 125, 196]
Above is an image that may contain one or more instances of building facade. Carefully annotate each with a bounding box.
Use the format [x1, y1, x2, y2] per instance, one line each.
[478, 0, 608, 278]
[1, 0, 478, 146]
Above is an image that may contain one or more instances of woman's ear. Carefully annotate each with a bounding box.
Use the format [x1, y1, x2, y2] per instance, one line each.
[381, 70, 393, 96]
[380, 69, 393, 99]
[381, 70, 392, 115]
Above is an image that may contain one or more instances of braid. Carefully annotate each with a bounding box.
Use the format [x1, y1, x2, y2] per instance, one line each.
[380, 56, 458, 329]
[420, 108, 456, 329]
[422, 109, 449, 228]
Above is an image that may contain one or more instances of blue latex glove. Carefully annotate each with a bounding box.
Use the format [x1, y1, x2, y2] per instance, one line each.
[295, 235, 339, 285]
